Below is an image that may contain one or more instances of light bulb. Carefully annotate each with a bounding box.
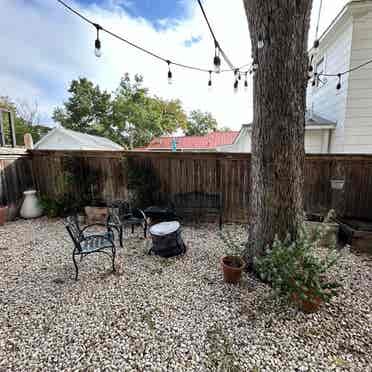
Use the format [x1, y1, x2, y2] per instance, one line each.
[336, 74, 342, 91]
[244, 80, 248, 92]
[168, 70, 172, 85]
[213, 55, 221, 73]
[95, 39, 101, 58]
[208, 80, 212, 92]
[233, 80, 238, 94]
[257, 38, 264, 49]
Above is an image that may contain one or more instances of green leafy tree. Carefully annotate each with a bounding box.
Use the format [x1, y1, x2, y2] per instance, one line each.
[52, 77, 112, 136]
[0, 96, 50, 145]
[112, 74, 187, 148]
[185, 110, 218, 136]
[53, 74, 188, 148]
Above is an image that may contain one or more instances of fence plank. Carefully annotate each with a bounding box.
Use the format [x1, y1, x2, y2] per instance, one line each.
[7, 150, 370, 222]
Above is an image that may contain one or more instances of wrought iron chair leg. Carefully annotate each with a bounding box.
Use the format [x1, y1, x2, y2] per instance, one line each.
[119, 227, 123, 248]
[112, 246, 116, 272]
[72, 253, 79, 281]
[131, 225, 134, 234]
[143, 221, 147, 238]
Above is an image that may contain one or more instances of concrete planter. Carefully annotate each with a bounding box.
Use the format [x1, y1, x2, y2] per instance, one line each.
[20, 190, 43, 219]
[84, 206, 108, 224]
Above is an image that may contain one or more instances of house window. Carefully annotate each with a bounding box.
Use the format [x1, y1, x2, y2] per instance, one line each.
[314, 57, 325, 88]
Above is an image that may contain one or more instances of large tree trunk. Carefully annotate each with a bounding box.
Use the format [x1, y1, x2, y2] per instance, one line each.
[243, 0, 313, 268]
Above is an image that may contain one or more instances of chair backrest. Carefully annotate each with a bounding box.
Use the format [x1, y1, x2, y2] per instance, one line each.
[107, 201, 131, 225]
[173, 192, 222, 210]
[64, 216, 83, 251]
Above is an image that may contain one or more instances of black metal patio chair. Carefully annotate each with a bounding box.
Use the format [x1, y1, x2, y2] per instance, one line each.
[107, 201, 147, 247]
[64, 216, 116, 281]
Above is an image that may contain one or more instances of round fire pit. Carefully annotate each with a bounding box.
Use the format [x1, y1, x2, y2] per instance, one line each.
[149, 221, 186, 257]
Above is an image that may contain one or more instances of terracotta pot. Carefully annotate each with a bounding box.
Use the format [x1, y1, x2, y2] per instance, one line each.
[0, 206, 8, 226]
[292, 290, 322, 313]
[220, 255, 245, 284]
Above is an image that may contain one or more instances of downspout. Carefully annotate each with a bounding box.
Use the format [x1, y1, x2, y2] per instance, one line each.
[327, 128, 332, 153]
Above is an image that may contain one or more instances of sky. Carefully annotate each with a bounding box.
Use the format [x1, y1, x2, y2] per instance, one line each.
[0, 0, 349, 130]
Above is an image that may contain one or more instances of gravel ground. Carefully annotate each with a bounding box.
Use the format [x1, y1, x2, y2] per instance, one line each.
[0, 217, 371, 371]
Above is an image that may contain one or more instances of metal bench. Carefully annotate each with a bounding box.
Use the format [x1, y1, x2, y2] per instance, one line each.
[171, 191, 223, 230]
[65, 216, 116, 280]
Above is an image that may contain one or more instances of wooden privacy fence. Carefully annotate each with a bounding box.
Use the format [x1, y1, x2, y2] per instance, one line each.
[0, 148, 34, 219]
[29, 150, 372, 222]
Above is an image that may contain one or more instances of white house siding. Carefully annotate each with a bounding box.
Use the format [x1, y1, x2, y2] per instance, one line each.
[342, 9, 372, 152]
[305, 131, 324, 153]
[307, 18, 353, 153]
[217, 127, 328, 153]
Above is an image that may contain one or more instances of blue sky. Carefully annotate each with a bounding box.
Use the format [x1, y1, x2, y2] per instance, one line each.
[77, 0, 190, 28]
[0, 0, 349, 129]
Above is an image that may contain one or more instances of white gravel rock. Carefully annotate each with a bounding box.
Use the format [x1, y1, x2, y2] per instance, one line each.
[0, 217, 371, 371]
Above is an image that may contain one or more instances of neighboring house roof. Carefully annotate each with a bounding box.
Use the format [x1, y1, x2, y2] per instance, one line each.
[241, 113, 336, 133]
[139, 131, 239, 150]
[34, 127, 124, 151]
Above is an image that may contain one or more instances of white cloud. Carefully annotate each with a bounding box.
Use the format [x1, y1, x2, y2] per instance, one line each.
[0, 0, 348, 129]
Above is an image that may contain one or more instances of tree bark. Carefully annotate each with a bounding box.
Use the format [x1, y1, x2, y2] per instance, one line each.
[243, 0, 313, 268]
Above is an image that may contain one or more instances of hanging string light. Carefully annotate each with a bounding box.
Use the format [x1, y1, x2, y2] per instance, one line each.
[313, 0, 323, 51]
[167, 61, 173, 85]
[94, 23, 102, 58]
[308, 55, 314, 77]
[336, 73, 342, 90]
[208, 70, 212, 91]
[311, 72, 318, 87]
[233, 80, 239, 93]
[257, 34, 264, 49]
[244, 72, 248, 91]
[252, 59, 259, 74]
[213, 43, 221, 73]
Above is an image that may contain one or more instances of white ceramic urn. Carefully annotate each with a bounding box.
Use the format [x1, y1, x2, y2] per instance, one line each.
[20, 190, 43, 219]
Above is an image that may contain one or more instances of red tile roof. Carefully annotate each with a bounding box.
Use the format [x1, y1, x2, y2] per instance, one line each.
[138, 131, 239, 150]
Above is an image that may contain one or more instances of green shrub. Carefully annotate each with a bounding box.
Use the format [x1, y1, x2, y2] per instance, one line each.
[40, 196, 82, 218]
[254, 226, 341, 305]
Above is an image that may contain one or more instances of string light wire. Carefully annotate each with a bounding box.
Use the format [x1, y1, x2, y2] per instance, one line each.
[56, 0, 249, 75]
[196, 0, 235, 70]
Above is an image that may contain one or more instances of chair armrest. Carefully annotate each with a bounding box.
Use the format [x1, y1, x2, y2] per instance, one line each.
[133, 208, 147, 220]
[81, 223, 108, 232]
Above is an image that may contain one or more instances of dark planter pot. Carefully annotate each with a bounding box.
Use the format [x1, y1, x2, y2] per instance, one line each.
[220, 255, 245, 284]
[0, 206, 8, 226]
[292, 290, 322, 313]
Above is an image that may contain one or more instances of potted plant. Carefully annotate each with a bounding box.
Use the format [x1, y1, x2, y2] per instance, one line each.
[0, 205, 8, 226]
[255, 226, 340, 313]
[219, 231, 245, 284]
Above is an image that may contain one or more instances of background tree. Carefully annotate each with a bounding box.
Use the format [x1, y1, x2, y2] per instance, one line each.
[243, 1, 312, 268]
[53, 74, 188, 148]
[0, 96, 50, 144]
[185, 109, 218, 136]
[112, 74, 188, 148]
[52, 77, 112, 135]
